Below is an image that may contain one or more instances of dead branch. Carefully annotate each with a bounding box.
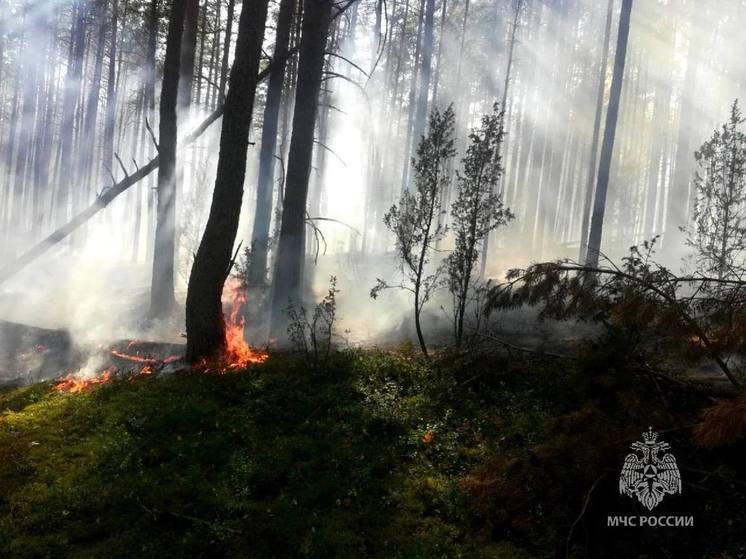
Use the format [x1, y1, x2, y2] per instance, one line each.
[144, 117, 160, 152]
[478, 333, 569, 359]
[114, 152, 129, 178]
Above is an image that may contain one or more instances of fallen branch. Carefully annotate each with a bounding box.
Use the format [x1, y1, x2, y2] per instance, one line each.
[478, 333, 569, 359]
[499, 262, 743, 389]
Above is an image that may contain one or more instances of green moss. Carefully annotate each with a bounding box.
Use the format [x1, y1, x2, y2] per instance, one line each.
[1, 348, 739, 558]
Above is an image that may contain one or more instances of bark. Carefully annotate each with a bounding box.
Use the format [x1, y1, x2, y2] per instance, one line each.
[149, 0, 188, 318]
[270, 0, 334, 335]
[186, 0, 270, 362]
[585, 0, 633, 268]
[248, 0, 295, 286]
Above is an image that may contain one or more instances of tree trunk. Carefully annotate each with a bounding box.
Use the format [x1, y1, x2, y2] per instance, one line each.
[178, 0, 200, 114]
[399, 0, 426, 191]
[270, 0, 334, 336]
[479, 0, 521, 278]
[102, 0, 119, 176]
[411, 0, 435, 144]
[664, 7, 699, 249]
[149, 0, 187, 318]
[248, 0, 295, 286]
[55, 0, 88, 225]
[185, 0, 270, 362]
[585, 0, 633, 268]
[578, 0, 613, 262]
[219, 0, 237, 104]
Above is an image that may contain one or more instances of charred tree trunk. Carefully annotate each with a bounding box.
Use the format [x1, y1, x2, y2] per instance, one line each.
[248, 0, 295, 286]
[585, 0, 633, 268]
[270, 0, 334, 336]
[185, 0, 270, 362]
[149, 0, 187, 318]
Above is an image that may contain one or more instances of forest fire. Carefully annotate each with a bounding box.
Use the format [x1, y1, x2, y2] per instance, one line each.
[53, 367, 114, 394]
[52, 284, 266, 392]
[52, 343, 183, 393]
[203, 282, 268, 371]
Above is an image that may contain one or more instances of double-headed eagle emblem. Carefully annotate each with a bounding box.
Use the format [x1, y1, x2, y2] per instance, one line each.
[619, 427, 682, 510]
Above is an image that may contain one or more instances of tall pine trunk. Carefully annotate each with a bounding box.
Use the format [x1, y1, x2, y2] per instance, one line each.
[55, 0, 88, 225]
[248, 0, 295, 287]
[102, 0, 119, 177]
[270, 0, 334, 336]
[585, 0, 633, 268]
[411, 0, 435, 144]
[149, 0, 187, 318]
[186, 0, 270, 362]
[579, 0, 613, 262]
[219, 0, 237, 104]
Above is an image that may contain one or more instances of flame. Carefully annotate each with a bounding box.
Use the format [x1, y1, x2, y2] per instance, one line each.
[52, 281, 266, 391]
[54, 367, 115, 393]
[221, 281, 268, 369]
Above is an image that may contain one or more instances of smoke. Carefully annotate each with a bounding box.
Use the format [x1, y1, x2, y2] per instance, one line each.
[2, 0, 746, 373]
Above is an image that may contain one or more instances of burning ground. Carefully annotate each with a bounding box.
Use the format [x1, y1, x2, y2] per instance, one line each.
[0, 280, 267, 393]
[2, 344, 746, 558]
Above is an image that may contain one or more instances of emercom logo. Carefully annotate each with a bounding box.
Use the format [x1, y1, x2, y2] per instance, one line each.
[619, 427, 682, 510]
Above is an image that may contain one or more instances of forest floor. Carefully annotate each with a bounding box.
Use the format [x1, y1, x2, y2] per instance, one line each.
[1, 344, 745, 558]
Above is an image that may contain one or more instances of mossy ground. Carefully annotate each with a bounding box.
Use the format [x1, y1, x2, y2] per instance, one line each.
[1, 346, 744, 558]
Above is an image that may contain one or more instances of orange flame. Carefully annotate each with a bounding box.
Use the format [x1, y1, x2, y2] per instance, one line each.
[221, 282, 268, 369]
[54, 367, 115, 393]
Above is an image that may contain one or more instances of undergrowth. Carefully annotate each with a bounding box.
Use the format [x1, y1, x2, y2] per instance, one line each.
[0, 347, 744, 558]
